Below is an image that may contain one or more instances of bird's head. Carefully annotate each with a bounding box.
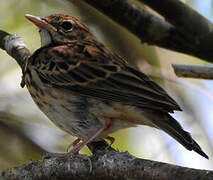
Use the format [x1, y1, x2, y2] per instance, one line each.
[25, 14, 95, 47]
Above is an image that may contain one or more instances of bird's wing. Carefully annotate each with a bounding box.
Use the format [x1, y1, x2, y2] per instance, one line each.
[30, 41, 181, 113]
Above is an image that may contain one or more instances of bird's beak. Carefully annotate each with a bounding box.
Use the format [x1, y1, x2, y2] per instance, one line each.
[25, 14, 56, 31]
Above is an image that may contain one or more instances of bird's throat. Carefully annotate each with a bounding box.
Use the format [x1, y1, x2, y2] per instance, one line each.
[39, 29, 53, 47]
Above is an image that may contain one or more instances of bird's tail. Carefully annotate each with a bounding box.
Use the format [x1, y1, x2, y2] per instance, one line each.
[152, 113, 208, 159]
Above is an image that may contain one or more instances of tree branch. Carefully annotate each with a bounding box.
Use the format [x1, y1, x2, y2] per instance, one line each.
[1, 141, 213, 180]
[0, 30, 30, 70]
[80, 0, 174, 44]
[172, 64, 213, 79]
[80, 0, 213, 63]
[140, 0, 213, 37]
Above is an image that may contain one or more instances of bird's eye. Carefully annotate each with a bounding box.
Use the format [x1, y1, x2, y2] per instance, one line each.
[61, 21, 73, 31]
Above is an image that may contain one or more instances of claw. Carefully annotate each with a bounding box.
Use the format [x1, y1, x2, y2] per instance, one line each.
[106, 136, 115, 145]
[66, 138, 81, 152]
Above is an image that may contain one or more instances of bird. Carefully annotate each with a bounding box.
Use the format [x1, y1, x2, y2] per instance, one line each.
[23, 13, 208, 159]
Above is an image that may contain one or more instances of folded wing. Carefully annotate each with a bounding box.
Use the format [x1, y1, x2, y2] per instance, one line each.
[30, 41, 181, 113]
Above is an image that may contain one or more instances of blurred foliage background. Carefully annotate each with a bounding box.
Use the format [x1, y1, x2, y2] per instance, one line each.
[0, 0, 213, 170]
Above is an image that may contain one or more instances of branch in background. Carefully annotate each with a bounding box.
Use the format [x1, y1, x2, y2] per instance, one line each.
[140, 0, 212, 37]
[1, 141, 213, 180]
[140, 0, 213, 63]
[81, 0, 213, 63]
[172, 64, 213, 79]
[80, 0, 173, 44]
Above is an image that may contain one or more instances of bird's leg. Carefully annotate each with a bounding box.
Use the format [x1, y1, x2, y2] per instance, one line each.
[65, 118, 112, 156]
[45, 118, 112, 158]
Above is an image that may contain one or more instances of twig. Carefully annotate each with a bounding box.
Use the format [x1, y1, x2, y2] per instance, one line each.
[172, 64, 213, 79]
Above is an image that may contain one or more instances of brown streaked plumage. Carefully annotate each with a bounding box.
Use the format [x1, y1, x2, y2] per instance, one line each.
[23, 14, 208, 159]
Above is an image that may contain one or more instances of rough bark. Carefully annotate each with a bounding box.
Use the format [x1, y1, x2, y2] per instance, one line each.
[1, 141, 212, 180]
